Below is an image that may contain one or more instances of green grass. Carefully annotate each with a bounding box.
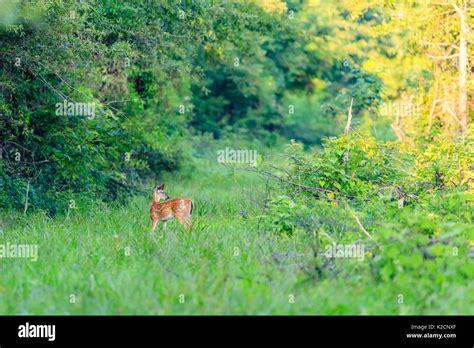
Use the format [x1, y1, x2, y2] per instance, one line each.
[0, 157, 472, 315]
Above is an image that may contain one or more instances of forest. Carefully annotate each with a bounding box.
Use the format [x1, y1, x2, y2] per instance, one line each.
[0, 0, 472, 314]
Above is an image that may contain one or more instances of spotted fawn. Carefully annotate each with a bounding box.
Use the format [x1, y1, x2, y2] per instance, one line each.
[149, 184, 194, 233]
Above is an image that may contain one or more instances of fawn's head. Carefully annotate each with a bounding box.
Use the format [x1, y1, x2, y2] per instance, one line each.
[152, 183, 169, 202]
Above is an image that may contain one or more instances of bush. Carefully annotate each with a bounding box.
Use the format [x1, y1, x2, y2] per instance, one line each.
[255, 133, 473, 294]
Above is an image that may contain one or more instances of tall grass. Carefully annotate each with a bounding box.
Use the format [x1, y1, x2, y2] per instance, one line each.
[0, 156, 471, 314]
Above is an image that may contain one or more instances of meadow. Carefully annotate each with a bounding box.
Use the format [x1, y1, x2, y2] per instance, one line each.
[1, 149, 472, 315]
[1, 0, 473, 316]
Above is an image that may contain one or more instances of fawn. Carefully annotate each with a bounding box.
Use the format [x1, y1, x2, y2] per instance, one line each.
[149, 183, 194, 233]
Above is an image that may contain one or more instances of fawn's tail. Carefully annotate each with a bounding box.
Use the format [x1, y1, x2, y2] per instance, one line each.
[190, 201, 194, 216]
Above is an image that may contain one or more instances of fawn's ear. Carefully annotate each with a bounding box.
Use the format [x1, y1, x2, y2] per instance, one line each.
[157, 183, 165, 190]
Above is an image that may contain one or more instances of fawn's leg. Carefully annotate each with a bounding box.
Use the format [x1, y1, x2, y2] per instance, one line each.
[151, 219, 158, 233]
[176, 215, 191, 230]
[184, 217, 191, 229]
[163, 221, 168, 231]
[184, 210, 192, 229]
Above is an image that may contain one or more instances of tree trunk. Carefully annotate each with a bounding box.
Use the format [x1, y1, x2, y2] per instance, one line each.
[458, 4, 468, 133]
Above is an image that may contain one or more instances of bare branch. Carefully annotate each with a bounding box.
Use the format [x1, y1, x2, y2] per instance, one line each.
[344, 98, 354, 135]
[451, 3, 463, 16]
[23, 180, 30, 215]
[231, 165, 333, 196]
[429, 2, 454, 7]
[427, 79, 439, 133]
[420, 41, 459, 50]
[426, 53, 459, 59]
[444, 101, 468, 130]
[344, 203, 379, 245]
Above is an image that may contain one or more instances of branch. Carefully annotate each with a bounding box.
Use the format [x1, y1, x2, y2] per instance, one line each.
[429, 2, 454, 7]
[344, 203, 379, 245]
[344, 98, 354, 135]
[4, 141, 33, 152]
[427, 79, 439, 132]
[23, 180, 30, 215]
[231, 166, 333, 196]
[444, 101, 468, 131]
[420, 41, 459, 50]
[451, 3, 463, 16]
[426, 53, 459, 59]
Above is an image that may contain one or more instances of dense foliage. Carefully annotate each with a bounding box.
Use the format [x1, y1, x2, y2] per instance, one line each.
[253, 132, 473, 311]
[1, 0, 384, 212]
[0, 0, 472, 315]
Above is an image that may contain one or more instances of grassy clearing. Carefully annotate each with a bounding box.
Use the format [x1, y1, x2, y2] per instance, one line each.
[0, 155, 472, 315]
